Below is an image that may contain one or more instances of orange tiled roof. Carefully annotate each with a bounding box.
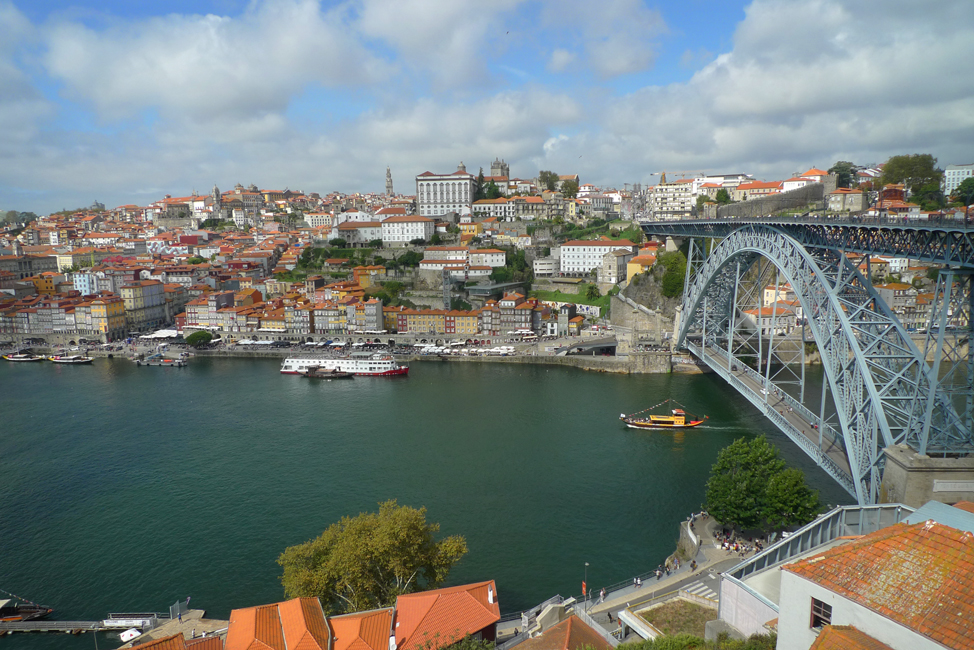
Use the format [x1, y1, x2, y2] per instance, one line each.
[785, 521, 974, 650]
[226, 598, 329, 650]
[952, 501, 974, 514]
[510, 616, 611, 650]
[331, 608, 394, 650]
[394, 581, 500, 650]
[809, 625, 894, 650]
[136, 633, 189, 650]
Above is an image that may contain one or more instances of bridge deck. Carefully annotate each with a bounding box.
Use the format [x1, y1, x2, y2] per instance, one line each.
[688, 341, 857, 498]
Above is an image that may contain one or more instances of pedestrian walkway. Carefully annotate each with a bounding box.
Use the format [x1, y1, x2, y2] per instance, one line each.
[683, 579, 718, 601]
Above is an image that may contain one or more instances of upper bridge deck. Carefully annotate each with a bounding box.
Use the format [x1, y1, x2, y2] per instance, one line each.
[640, 214, 974, 267]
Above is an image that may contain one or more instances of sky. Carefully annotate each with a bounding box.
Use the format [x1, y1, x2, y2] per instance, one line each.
[1, 0, 973, 215]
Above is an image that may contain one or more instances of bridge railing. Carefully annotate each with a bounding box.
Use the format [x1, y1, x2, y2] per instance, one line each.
[688, 342, 858, 497]
[644, 213, 972, 230]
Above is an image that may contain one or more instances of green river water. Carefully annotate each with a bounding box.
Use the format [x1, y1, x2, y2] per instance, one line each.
[0, 357, 852, 648]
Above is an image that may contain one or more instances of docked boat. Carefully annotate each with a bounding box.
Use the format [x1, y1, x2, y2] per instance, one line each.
[281, 352, 408, 377]
[302, 366, 355, 379]
[0, 596, 53, 622]
[2, 353, 45, 362]
[620, 399, 707, 430]
[135, 354, 186, 367]
[48, 354, 94, 364]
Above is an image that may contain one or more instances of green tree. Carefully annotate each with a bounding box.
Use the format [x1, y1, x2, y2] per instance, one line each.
[431, 233, 442, 245]
[706, 437, 820, 531]
[951, 177, 974, 212]
[484, 181, 502, 200]
[585, 284, 601, 299]
[538, 170, 559, 192]
[474, 168, 486, 202]
[880, 154, 942, 195]
[277, 500, 468, 614]
[329, 238, 348, 248]
[695, 195, 712, 213]
[715, 188, 732, 205]
[828, 161, 856, 188]
[398, 251, 423, 267]
[185, 331, 213, 348]
[186, 256, 206, 265]
[368, 239, 384, 248]
[560, 179, 579, 198]
[299, 247, 314, 267]
[656, 251, 687, 298]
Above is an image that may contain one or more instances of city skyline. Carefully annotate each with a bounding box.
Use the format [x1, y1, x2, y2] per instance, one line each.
[1, 0, 973, 214]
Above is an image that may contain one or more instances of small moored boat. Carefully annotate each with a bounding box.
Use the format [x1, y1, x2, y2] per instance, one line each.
[0, 593, 53, 622]
[302, 366, 355, 379]
[48, 354, 94, 364]
[620, 399, 707, 430]
[2, 353, 45, 362]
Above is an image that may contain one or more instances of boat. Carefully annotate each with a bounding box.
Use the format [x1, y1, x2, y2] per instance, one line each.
[48, 354, 94, 364]
[302, 366, 355, 380]
[0, 595, 53, 622]
[620, 399, 708, 430]
[281, 352, 408, 377]
[135, 354, 186, 367]
[2, 353, 45, 362]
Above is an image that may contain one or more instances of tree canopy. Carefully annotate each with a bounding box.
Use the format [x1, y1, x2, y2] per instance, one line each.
[560, 179, 579, 198]
[538, 170, 559, 192]
[880, 154, 942, 195]
[715, 189, 732, 205]
[951, 177, 974, 207]
[185, 331, 213, 348]
[484, 180, 502, 200]
[705, 437, 820, 531]
[656, 251, 687, 298]
[828, 161, 856, 188]
[278, 500, 468, 614]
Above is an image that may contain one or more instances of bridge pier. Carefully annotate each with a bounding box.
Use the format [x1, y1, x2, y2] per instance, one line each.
[879, 444, 974, 508]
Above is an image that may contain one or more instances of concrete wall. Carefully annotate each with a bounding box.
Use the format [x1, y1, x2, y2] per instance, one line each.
[717, 184, 826, 220]
[610, 294, 672, 344]
[879, 444, 974, 508]
[718, 578, 778, 640]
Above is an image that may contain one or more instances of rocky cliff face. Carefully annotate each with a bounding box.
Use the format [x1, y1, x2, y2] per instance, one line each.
[622, 269, 683, 319]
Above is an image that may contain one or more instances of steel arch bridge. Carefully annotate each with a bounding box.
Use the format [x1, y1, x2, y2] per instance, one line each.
[642, 219, 974, 505]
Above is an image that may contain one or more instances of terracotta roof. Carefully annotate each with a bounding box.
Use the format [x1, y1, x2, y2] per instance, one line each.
[382, 215, 433, 223]
[629, 255, 656, 265]
[803, 168, 830, 176]
[226, 598, 329, 650]
[809, 625, 894, 650]
[394, 581, 500, 650]
[785, 521, 974, 650]
[136, 634, 191, 650]
[952, 501, 974, 514]
[511, 616, 611, 650]
[331, 608, 394, 650]
[186, 638, 223, 650]
[562, 240, 634, 247]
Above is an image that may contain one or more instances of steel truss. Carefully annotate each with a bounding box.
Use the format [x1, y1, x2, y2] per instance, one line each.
[678, 225, 973, 505]
[642, 218, 974, 267]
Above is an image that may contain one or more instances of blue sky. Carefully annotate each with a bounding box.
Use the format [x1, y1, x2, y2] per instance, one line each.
[1, 0, 973, 214]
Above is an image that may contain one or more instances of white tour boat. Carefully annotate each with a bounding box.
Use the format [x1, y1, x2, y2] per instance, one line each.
[281, 352, 408, 377]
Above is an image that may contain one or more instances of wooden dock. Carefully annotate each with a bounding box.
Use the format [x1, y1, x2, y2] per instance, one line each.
[0, 613, 161, 634]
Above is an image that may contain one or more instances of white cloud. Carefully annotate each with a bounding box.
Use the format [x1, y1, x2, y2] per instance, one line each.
[43, 0, 389, 123]
[541, 0, 666, 79]
[547, 49, 575, 73]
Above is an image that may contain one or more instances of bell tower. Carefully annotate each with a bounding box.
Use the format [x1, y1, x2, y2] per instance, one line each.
[386, 167, 394, 196]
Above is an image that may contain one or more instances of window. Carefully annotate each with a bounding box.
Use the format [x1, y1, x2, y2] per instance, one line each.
[810, 598, 832, 629]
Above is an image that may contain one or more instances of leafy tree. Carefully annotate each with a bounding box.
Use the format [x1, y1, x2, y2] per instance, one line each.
[880, 154, 942, 195]
[398, 251, 423, 267]
[706, 437, 820, 531]
[560, 179, 579, 198]
[828, 161, 856, 188]
[299, 247, 314, 267]
[186, 256, 206, 265]
[277, 500, 468, 614]
[538, 170, 559, 192]
[410, 237, 428, 246]
[951, 177, 974, 210]
[656, 251, 687, 298]
[431, 233, 442, 245]
[4, 210, 19, 224]
[695, 195, 713, 213]
[715, 189, 732, 205]
[329, 238, 348, 248]
[585, 284, 601, 299]
[909, 181, 944, 211]
[474, 168, 486, 202]
[484, 181, 502, 200]
[185, 331, 213, 348]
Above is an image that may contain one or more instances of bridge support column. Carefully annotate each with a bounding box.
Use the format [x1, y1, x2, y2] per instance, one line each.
[880, 444, 974, 508]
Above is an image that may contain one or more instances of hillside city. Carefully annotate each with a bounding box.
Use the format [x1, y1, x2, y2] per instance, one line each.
[2, 159, 972, 348]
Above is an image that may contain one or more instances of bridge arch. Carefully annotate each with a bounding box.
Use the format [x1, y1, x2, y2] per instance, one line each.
[677, 225, 962, 504]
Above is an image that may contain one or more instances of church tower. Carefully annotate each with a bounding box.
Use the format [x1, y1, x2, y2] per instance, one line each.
[491, 158, 509, 178]
[386, 167, 394, 196]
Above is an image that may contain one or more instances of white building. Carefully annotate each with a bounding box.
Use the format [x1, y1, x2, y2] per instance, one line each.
[559, 239, 637, 275]
[336, 221, 382, 246]
[303, 212, 334, 228]
[469, 249, 506, 268]
[533, 257, 557, 277]
[380, 215, 435, 246]
[416, 163, 475, 217]
[600, 249, 632, 284]
[649, 179, 695, 220]
[472, 198, 516, 220]
[943, 163, 974, 196]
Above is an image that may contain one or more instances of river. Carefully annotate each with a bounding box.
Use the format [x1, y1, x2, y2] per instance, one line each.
[0, 357, 852, 648]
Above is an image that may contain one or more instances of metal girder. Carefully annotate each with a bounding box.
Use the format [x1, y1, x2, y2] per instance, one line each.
[642, 218, 974, 267]
[676, 225, 973, 505]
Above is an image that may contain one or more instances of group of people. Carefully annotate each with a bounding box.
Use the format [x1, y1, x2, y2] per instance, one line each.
[715, 530, 764, 558]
